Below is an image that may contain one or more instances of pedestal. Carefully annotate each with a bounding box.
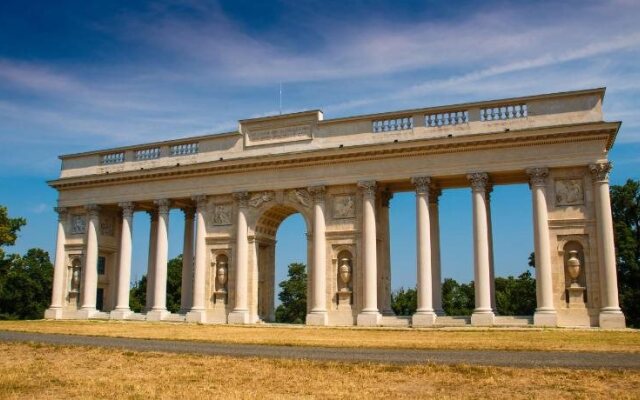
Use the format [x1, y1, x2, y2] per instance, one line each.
[336, 290, 352, 311]
[110, 309, 132, 320]
[186, 310, 207, 323]
[412, 312, 437, 327]
[357, 312, 381, 326]
[44, 308, 64, 319]
[471, 311, 495, 326]
[599, 312, 626, 329]
[146, 309, 169, 321]
[567, 286, 586, 309]
[533, 310, 558, 327]
[228, 310, 251, 324]
[213, 290, 227, 305]
[306, 312, 328, 326]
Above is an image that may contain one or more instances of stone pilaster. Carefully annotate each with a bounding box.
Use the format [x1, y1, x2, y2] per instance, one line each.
[589, 162, 626, 328]
[306, 185, 328, 325]
[526, 167, 557, 326]
[228, 191, 251, 324]
[357, 180, 381, 326]
[45, 207, 68, 319]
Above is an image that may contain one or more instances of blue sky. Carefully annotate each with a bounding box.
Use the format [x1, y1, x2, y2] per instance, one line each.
[1, 0, 639, 291]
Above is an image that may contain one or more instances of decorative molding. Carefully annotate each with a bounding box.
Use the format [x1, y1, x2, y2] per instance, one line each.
[411, 176, 431, 194]
[307, 186, 326, 204]
[357, 180, 377, 198]
[154, 199, 171, 214]
[118, 202, 135, 219]
[589, 162, 612, 183]
[248, 191, 274, 208]
[233, 191, 250, 208]
[211, 203, 232, 225]
[288, 188, 312, 208]
[555, 179, 584, 206]
[466, 172, 489, 191]
[333, 195, 355, 219]
[526, 167, 549, 187]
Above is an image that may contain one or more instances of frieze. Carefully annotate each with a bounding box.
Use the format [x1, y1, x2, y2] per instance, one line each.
[333, 195, 355, 219]
[555, 179, 584, 206]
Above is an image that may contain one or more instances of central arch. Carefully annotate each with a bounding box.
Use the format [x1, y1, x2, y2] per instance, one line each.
[252, 203, 312, 322]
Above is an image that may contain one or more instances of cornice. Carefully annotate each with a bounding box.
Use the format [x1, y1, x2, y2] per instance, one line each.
[49, 122, 618, 190]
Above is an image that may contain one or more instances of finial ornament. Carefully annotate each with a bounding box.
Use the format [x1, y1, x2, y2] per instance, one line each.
[357, 180, 377, 198]
[118, 202, 135, 219]
[526, 167, 549, 187]
[233, 191, 250, 208]
[307, 185, 326, 204]
[589, 162, 612, 183]
[466, 172, 489, 191]
[411, 176, 431, 195]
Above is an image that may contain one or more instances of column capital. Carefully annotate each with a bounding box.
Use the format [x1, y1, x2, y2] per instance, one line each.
[118, 202, 135, 218]
[154, 199, 171, 214]
[54, 207, 68, 221]
[589, 162, 612, 183]
[358, 180, 377, 199]
[308, 185, 326, 204]
[467, 172, 489, 192]
[192, 194, 208, 210]
[526, 167, 549, 187]
[381, 189, 393, 207]
[428, 186, 442, 204]
[233, 191, 250, 208]
[85, 204, 100, 217]
[411, 176, 431, 195]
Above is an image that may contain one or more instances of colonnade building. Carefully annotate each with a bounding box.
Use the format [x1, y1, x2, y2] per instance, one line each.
[45, 88, 626, 328]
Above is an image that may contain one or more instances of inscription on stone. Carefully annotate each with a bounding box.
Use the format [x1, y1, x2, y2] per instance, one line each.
[247, 125, 312, 146]
[555, 179, 584, 206]
[333, 195, 355, 219]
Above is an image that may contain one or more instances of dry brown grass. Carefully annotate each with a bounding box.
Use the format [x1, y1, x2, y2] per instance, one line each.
[0, 342, 639, 399]
[1, 320, 639, 353]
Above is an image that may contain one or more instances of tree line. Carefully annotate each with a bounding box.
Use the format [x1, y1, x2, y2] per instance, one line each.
[0, 178, 638, 326]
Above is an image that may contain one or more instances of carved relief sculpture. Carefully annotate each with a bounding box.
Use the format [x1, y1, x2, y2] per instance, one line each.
[333, 195, 355, 219]
[100, 216, 114, 236]
[555, 179, 584, 206]
[288, 189, 311, 208]
[212, 204, 232, 225]
[248, 191, 275, 208]
[70, 215, 86, 234]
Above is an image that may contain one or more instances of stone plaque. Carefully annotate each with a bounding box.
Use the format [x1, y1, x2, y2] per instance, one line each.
[70, 215, 86, 234]
[555, 179, 584, 206]
[212, 204, 232, 226]
[246, 125, 312, 147]
[100, 217, 114, 236]
[333, 195, 355, 219]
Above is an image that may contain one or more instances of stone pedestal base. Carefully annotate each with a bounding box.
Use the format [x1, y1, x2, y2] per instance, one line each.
[599, 311, 626, 329]
[146, 309, 169, 321]
[471, 311, 495, 326]
[186, 310, 207, 323]
[567, 286, 586, 309]
[357, 312, 381, 326]
[412, 312, 437, 327]
[228, 310, 251, 324]
[306, 312, 328, 326]
[76, 308, 98, 319]
[534, 311, 558, 327]
[44, 308, 64, 319]
[110, 309, 132, 320]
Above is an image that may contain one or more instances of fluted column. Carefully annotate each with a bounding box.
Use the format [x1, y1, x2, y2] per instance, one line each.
[45, 207, 68, 319]
[486, 185, 496, 312]
[228, 191, 250, 324]
[80, 204, 100, 315]
[111, 203, 135, 319]
[145, 211, 158, 312]
[526, 168, 557, 326]
[467, 173, 495, 326]
[429, 187, 444, 316]
[590, 162, 626, 328]
[357, 180, 381, 326]
[187, 196, 208, 322]
[147, 199, 170, 320]
[180, 207, 195, 313]
[412, 177, 436, 326]
[307, 185, 328, 325]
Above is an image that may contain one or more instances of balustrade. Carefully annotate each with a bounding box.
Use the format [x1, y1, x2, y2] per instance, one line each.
[373, 117, 413, 133]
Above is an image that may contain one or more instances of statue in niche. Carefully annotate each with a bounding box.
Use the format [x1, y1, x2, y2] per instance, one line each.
[249, 191, 274, 208]
[70, 215, 86, 234]
[555, 179, 584, 206]
[212, 204, 231, 225]
[333, 195, 355, 219]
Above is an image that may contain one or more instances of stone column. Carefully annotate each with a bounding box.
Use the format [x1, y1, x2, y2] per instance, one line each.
[429, 187, 444, 316]
[79, 204, 100, 316]
[590, 162, 626, 328]
[412, 177, 436, 326]
[526, 168, 557, 326]
[45, 207, 68, 319]
[486, 185, 496, 312]
[307, 185, 328, 325]
[357, 180, 381, 326]
[378, 190, 394, 316]
[228, 191, 250, 324]
[187, 196, 208, 323]
[467, 173, 495, 326]
[147, 199, 170, 320]
[180, 207, 195, 313]
[112, 202, 135, 319]
[145, 211, 158, 312]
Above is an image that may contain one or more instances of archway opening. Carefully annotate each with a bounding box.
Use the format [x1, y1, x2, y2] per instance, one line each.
[254, 204, 309, 323]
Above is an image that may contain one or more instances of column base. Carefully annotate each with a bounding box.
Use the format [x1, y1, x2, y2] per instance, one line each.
[434, 309, 445, 317]
[599, 311, 626, 329]
[110, 309, 132, 320]
[412, 311, 437, 327]
[76, 308, 98, 319]
[357, 311, 381, 326]
[534, 310, 558, 327]
[228, 310, 251, 324]
[186, 310, 207, 323]
[306, 312, 328, 326]
[146, 309, 169, 321]
[471, 311, 495, 326]
[44, 307, 64, 320]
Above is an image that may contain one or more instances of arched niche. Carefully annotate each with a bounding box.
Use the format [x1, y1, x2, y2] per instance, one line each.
[562, 240, 587, 304]
[211, 251, 229, 305]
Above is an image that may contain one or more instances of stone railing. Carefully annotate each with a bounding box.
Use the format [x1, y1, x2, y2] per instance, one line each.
[102, 152, 125, 165]
[135, 147, 161, 161]
[170, 142, 198, 156]
[480, 104, 527, 121]
[426, 111, 469, 127]
[372, 117, 413, 133]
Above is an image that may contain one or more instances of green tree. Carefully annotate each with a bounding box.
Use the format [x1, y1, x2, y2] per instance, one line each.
[0, 206, 26, 262]
[275, 262, 307, 324]
[442, 278, 475, 316]
[0, 249, 53, 320]
[390, 287, 417, 316]
[495, 271, 536, 315]
[611, 179, 640, 327]
[129, 275, 147, 313]
[129, 254, 183, 313]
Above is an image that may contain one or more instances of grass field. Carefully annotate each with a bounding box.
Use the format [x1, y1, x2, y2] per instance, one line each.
[0, 320, 639, 352]
[1, 342, 639, 399]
